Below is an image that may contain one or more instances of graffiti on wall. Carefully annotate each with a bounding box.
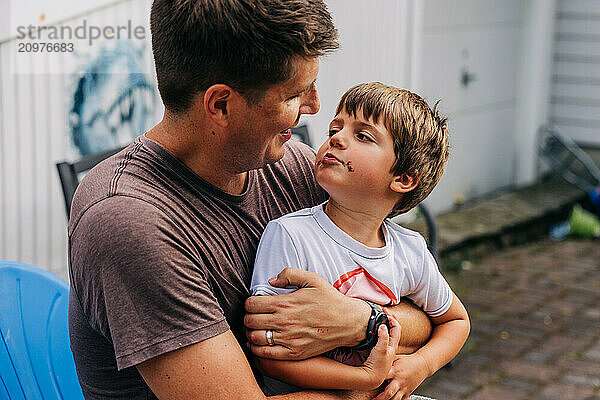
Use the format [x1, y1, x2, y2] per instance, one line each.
[69, 41, 156, 156]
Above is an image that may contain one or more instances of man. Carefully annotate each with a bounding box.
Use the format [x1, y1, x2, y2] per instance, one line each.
[68, 1, 432, 399]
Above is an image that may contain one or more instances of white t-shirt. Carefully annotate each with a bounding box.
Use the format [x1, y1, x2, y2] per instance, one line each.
[250, 202, 452, 318]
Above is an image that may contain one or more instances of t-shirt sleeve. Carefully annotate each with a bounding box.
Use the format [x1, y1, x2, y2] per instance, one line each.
[69, 196, 229, 370]
[250, 220, 303, 296]
[405, 239, 453, 318]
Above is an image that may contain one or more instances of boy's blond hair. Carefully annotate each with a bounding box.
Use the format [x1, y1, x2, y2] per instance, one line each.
[336, 82, 449, 216]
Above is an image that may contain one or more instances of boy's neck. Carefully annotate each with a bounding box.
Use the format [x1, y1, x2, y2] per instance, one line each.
[324, 199, 388, 248]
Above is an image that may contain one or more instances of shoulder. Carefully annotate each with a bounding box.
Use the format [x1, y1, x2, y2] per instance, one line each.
[69, 195, 191, 267]
[268, 204, 319, 231]
[282, 139, 318, 164]
[273, 205, 316, 222]
[71, 193, 174, 233]
[385, 220, 429, 256]
[69, 140, 148, 226]
[385, 220, 426, 241]
[258, 205, 323, 247]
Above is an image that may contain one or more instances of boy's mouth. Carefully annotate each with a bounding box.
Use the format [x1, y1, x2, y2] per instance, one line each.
[322, 152, 343, 164]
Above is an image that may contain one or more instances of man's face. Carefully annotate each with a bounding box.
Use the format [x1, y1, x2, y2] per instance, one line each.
[227, 56, 320, 170]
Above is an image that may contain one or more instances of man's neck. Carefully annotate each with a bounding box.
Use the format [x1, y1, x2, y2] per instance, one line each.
[324, 199, 388, 248]
[145, 115, 248, 195]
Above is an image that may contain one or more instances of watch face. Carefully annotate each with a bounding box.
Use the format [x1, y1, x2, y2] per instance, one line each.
[374, 312, 390, 331]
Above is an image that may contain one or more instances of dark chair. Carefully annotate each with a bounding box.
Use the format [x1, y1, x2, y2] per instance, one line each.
[417, 203, 440, 263]
[56, 146, 125, 218]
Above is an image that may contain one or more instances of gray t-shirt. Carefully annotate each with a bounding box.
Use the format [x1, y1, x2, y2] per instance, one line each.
[68, 135, 327, 399]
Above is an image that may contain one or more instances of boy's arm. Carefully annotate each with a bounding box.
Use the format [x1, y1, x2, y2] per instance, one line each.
[256, 356, 375, 391]
[374, 293, 469, 400]
[413, 292, 470, 371]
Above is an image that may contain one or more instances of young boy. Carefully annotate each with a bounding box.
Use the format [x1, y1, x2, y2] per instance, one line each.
[250, 82, 470, 398]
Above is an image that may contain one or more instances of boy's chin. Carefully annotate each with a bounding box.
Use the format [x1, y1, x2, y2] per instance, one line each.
[317, 183, 352, 204]
[315, 175, 337, 195]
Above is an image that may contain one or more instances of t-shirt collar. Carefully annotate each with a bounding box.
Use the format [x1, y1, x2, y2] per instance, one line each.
[311, 201, 391, 259]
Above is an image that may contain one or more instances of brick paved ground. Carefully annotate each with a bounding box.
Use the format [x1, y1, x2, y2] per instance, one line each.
[417, 238, 600, 399]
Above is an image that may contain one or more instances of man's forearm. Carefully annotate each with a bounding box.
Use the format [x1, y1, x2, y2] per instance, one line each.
[137, 329, 379, 400]
[384, 300, 432, 353]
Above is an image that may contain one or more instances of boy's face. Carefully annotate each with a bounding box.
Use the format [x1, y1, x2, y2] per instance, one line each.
[315, 108, 399, 204]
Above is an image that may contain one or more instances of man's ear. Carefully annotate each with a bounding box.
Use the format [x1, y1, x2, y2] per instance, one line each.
[390, 169, 419, 193]
[203, 84, 236, 127]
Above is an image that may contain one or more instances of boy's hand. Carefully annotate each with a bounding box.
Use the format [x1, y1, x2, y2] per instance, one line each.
[358, 316, 401, 389]
[373, 353, 430, 400]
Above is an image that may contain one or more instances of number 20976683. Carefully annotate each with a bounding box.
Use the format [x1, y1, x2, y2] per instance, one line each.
[18, 42, 74, 52]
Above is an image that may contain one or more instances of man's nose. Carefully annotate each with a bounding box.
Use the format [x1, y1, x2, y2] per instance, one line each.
[299, 86, 320, 115]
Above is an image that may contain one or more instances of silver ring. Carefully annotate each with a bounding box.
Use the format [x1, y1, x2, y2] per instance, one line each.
[265, 329, 275, 346]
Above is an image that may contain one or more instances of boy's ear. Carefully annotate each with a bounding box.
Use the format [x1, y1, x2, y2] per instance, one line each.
[390, 169, 419, 193]
[203, 84, 238, 127]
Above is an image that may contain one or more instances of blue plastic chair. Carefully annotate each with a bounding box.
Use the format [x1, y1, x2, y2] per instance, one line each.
[0, 261, 83, 400]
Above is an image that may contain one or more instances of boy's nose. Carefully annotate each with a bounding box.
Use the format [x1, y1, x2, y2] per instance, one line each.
[329, 132, 346, 148]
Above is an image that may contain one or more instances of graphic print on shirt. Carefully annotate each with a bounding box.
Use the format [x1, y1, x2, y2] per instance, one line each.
[332, 267, 398, 305]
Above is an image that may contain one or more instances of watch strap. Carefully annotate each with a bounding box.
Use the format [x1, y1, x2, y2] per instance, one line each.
[353, 299, 389, 351]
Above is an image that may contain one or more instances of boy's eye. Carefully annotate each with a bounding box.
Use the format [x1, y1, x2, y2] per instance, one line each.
[356, 132, 373, 142]
[328, 129, 338, 137]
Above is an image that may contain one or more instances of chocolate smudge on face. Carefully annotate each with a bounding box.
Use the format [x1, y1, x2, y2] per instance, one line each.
[345, 161, 354, 172]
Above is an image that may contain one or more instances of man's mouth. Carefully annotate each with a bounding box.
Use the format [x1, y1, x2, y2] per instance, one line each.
[280, 128, 292, 140]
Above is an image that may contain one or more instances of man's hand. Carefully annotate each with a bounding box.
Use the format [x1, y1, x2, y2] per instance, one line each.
[245, 268, 371, 360]
[373, 354, 430, 400]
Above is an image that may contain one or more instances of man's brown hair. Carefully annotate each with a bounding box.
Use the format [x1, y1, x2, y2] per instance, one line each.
[150, 0, 339, 113]
[336, 82, 449, 216]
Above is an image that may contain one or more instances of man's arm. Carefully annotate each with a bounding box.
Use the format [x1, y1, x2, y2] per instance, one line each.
[245, 268, 432, 360]
[137, 329, 378, 400]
